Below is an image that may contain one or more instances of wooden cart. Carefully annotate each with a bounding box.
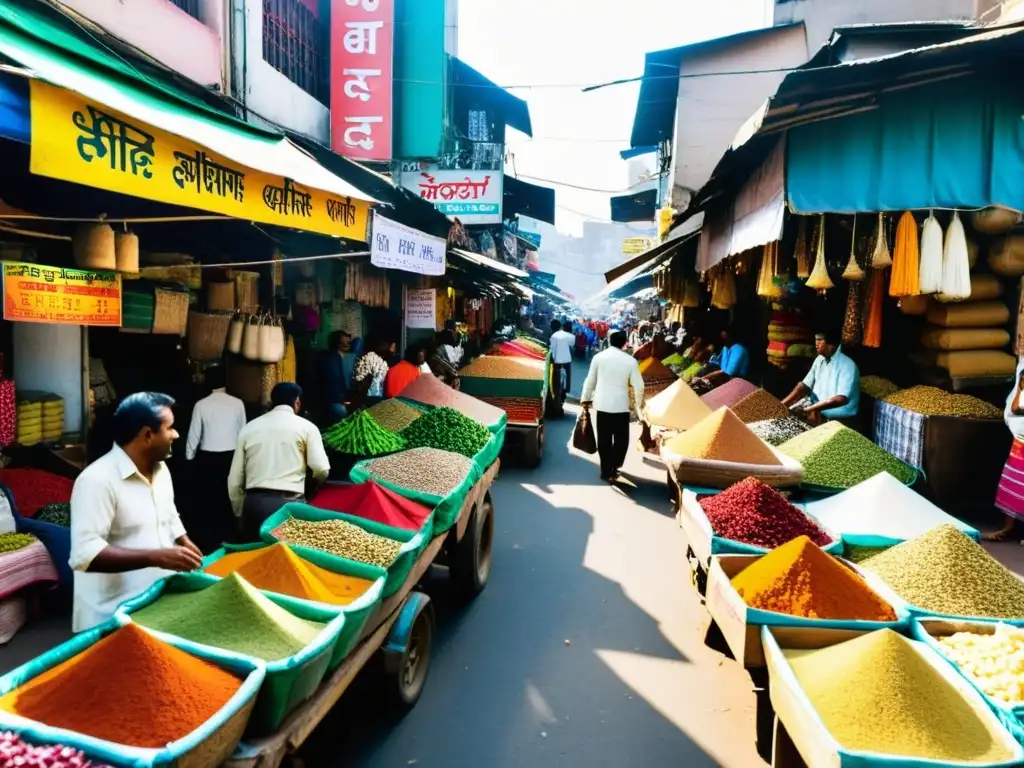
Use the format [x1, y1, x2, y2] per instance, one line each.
[224, 460, 501, 768]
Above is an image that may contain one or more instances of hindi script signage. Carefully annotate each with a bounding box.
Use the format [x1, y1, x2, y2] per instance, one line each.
[370, 212, 446, 276]
[30, 81, 371, 242]
[405, 288, 436, 329]
[3, 261, 121, 326]
[401, 167, 503, 224]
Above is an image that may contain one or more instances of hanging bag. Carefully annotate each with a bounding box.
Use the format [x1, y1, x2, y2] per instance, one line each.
[259, 316, 285, 364]
[870, 212, 892, 269]
[572, 409, 598, 455]
[242, 314, 262, 361]
[227, 312, 245, 355]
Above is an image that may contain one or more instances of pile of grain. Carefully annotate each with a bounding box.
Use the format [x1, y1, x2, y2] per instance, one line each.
[366, 399, 425, 432]
[700, 378, 758, 411]
[883, 386, 1002, 419]
[364, 447, 474, 497]
[729, 389, 790, 423]
[459, 356, 546, 380]
[936, 624, 1024, 705]
[779, 422, 916, 488]
[642, 379, 710, 431]
[860, 375, 900, 400]
[665, 408, 780, 466]
[638, 357, 677, 384]
[748, 416, 809, 446]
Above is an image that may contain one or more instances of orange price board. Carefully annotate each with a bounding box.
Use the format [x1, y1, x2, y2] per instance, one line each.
[3, 261, 122, 326]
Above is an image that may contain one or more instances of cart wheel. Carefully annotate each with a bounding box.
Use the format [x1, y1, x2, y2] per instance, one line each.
[381, 592, 434, 711]
[450, 492, 495, 600]
[522, 424, 545, 468]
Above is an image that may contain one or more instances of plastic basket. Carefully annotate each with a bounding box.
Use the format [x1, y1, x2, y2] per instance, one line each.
[116, 573, 344, 737]
[0, 614, 264, 767]
[259, 502, 429, 598]
[199, 541, 385, 664]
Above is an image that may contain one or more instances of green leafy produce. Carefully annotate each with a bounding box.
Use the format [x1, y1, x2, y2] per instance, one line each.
[323, 410, 405, 457]
[399, 406, 490, 458]
[0, 532, 38, 554]
[35, 502, 70, 528]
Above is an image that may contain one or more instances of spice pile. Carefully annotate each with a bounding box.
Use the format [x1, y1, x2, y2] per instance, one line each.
[699, 478, 832, 549]
[845, 543, 893, 564]
[862, 525, 1024, 619]
[0, 731, 106, 767]
[400, 406, 490, 458]
[0, 623, 241, 748]
[204, 543, 376, 606]
[311, 481, 431, 531]
[459, 356, 546, 380]
[366, 399, 424, 432]
[731, 536, 895, 620]
[642, 379, 710, 431]
[748, 416, 809, 446]
[491, 341, 545, 360]
[666, 408, 781, 466]
[860, 375, 900, 400]
[479, 397, 542, 424]
[638, 357, 677, 386]
[779, 422, 916, 488]
[0, 532, 37, 554]
[0, 469, 74, 517]
[272, 517, 403, 569]
[883, 386, 1002, 419]
[700, 378, 758, 411]
[363, 447, 474, 497]
[132, 574, 325, 662]
[784, 630, 1013, 763]
[35, 502, 70, 528]
[399, 375, 505, 427]
[322, 411, 405, 457]
[935, 624, 1024, 705]
[729, 389, 790, 423]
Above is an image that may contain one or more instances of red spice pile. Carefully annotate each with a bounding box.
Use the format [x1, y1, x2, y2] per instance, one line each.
[0, 469, 74, 517]
[311, 481, 432, 531]
[479, 397, 543, 424]
[398, 374, 505, 427]
[699, 477, 833, 549]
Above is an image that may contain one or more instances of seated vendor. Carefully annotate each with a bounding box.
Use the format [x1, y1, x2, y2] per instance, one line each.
[694, 324, 749, 387]
[782, 329, 860, 423]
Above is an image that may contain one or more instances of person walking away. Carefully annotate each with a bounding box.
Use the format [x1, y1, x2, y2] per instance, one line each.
[228, 383, 330, 542]
[385, 344, 424, 398]
[580, 330, 644, 483]
[323, 331, 358, 422]
[184, 369, 247, 553]
[69, 392, 203, 632]
[986, 358, 1024, 541]
[781, 329, 860, 425]
[548, 320, 575, 412]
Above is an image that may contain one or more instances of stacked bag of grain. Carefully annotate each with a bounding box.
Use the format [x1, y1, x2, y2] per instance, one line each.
[40, 393, 63, 443]
[15, 395, 41, 447]
[766, 306, 814, 369]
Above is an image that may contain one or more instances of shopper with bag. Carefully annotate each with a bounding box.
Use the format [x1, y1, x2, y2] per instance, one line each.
[579, 330, 644, 483]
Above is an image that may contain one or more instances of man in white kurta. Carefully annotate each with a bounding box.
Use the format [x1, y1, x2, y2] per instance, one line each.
[69, 392, 203, 632]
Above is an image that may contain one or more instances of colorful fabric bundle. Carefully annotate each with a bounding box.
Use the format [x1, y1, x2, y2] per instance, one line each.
[863, 268, 886, 348]
[889, 211, 920, 297]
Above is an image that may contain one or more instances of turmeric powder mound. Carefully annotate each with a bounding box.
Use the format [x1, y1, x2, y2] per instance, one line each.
[665, 407, 781, 465]
[204, 543, 375, 606]
[0, 623, 241, 748]
[731, 536, 896, 621]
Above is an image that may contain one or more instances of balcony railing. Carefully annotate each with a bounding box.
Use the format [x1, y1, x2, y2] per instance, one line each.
[168, 0, 200, 20]
[263, 0, 329, 105]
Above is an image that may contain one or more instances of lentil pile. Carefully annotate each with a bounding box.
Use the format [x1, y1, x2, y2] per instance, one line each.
[322, 410, 405, 456]
[35, 502, 70, 528]
[860, 375, 900, 400]
[131, 573, 326, 662]
[784, 630, 1013, 763]
[666, 408, 781, 466]
[0, 731, 106, 767]
[204, 543, 376, 606]
[459, 355, 546, 380]
[862, 525, 1024, 618]
[366, 399, 424, 432]
[399, 406, 490, 458]
[748, 416, 809, 446]
[700, 378, 758, 411]
[729, 389, 790, 423]
[0, 623, 241, 748]
[699, 478, 832, 549]
[731, 536, 895, 620]
[272, 517, 403, 569]
[364, 447, 474, 497]
[936, 624, 1024, 705]
[883, 386, 1002, 419]
[0, 532, 36, 554]
[779, 422, 916, 488]
[398, 374, 505, 427]
[638, 357, 676, 384]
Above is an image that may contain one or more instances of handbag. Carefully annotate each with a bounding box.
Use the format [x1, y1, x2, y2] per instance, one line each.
[259, 316, 285, 363]
[226, 312, 245, 355]
[572, 409, 597, 455]
[242, 314, 261, 361]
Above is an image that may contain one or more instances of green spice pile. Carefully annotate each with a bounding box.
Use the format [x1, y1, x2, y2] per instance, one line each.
[748, 416, 809, 446]
[844, 543, 893, 564]
[860, 375, 900, 400]
[785, 630, 1013, 763]
[400, 406, 490, 458]
[35, 502, 70, 528]
[272, 517, 403, 569]
[365, 447, 474, 497]
[323, 410, 405, 456]
[862, 525, 1024, 618]
[367, 399, 424, 432]
[779, 422, 916, 488]
[0, 532, 36, 554]
[883, 386, 1002, 419]
[131, 573, 326, 662]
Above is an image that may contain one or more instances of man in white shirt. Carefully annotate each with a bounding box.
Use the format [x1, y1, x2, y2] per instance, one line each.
[228, 382, 331, 541]
[580, 330, 645, 483]
[185, 368, 247, 553]
[549, 319, 576, 413]
[69, 392, 203, 632]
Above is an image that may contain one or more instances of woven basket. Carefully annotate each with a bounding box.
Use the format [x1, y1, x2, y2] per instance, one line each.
[662, 447, 804, 490]
[187, 311, 232, 362]
[235, 271, 259, 313]
[207, 281, 235, 312]
[72, 223, 115, 270]
[115, 232, 139, 274]
[152, 288, 189, 335]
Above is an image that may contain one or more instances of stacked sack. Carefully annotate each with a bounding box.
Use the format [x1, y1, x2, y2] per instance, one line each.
[16, 396, 41, 446]
[41, 393, 64, 443]
[766, 306, 814, 369]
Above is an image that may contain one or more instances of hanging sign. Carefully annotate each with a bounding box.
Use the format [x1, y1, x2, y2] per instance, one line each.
[370, 211, 446, 276]
[405, 287, 436, 329]
[3, 261, 122, 326]
[622, 237, 655, 255]
[401, 167, 503, 224]
[330, 0, 394, 160]
[29, 81, 371, 242]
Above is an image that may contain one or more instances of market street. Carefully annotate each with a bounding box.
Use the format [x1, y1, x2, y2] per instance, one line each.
[301, 361, 762, 768]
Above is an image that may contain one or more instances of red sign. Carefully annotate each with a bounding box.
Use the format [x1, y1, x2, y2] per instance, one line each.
[330, 0, 394, 161]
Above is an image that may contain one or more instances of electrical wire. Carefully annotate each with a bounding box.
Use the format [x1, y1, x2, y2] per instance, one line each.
[137, 250, 371, 271]
[516, 174, 660, 194]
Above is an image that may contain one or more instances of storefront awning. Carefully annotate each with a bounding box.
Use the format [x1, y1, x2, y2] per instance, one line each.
[504, 176, 555, 225]
[604, 211, 701, 283]
[450, 248, 530, 279]
[0, 13, 378, 241]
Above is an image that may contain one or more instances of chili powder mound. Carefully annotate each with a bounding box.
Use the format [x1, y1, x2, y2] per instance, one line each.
[0, 623, 241, 748]
[699, 477, 832, 549]
[731, 536, 896, 621]
[666, 408, 781, 465]
[313, 480, 432, 531]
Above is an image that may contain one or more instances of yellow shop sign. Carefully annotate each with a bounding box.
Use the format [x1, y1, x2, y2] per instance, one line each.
[29, 81, 370, 242]
[3, 261, 121, 326]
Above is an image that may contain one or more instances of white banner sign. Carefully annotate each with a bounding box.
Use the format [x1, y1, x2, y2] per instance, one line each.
[401, 167, 503, 224]
[370, 212, 446, 276]
[405, 288, 436, 329]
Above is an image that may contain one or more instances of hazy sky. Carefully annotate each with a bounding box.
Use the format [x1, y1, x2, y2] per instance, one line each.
[457, 0, 769, 236]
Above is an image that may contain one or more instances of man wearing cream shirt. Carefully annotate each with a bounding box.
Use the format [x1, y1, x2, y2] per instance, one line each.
[228, 382, 331, 541]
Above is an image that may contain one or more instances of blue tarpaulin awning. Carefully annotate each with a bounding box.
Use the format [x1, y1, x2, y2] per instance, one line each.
[504, 175, 555, 225]
[0, 69, 28, 144]
[610, 188, 657, 222]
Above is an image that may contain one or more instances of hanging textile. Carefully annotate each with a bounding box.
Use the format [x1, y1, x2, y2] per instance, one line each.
[711, 265, 736, 309]
[918, 212, 944, 294]
[938, 211, 971, 301]
[863, 268, 886, 348]
[889, 211, 920, 297]
[757, 241, 783, 299]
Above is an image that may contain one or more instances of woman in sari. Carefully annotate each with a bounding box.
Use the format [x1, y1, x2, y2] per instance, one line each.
[987, 359, 1024, 541]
